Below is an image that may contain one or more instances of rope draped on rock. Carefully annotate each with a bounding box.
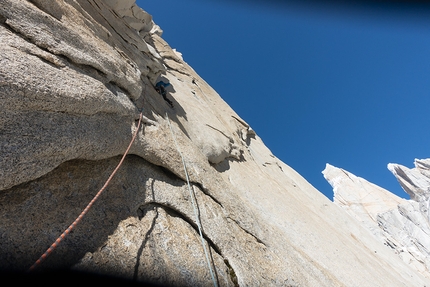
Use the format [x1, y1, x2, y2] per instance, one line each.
[29, 112, 143, 271]
[165, 113, 218, 287]
[29, 110, 218, 287]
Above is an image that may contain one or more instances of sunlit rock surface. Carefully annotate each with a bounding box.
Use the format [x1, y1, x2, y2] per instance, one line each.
[1, 1, 428, 286]
[324, 160, 430, 280]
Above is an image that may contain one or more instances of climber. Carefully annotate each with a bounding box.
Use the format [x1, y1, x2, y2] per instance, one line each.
[155, 80, 174, 108]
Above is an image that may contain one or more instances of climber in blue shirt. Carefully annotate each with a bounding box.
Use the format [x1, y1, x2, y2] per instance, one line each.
[155, 81, 174, 108]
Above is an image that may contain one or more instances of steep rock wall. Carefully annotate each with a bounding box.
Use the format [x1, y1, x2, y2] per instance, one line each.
[1, 1, 429, 286]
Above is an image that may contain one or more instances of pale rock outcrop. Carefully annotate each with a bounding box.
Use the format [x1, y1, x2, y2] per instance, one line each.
[323, 164, 406, 238]
[323, 161, 430, 280]
[1, 1, 429, 286]
[388, 159, 430, 204]
[385, 160, 430, 276]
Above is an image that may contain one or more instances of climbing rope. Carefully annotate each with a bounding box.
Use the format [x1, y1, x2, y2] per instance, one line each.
[165, 113, 218, 287]
[29, 112, 143, 271]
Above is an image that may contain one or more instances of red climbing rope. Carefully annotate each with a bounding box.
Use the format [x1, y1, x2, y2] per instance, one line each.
[29, 112, 143, 271]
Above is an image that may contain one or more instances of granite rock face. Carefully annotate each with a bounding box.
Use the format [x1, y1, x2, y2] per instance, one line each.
[323, 160, 430, 280]
[1, 1, 429, 286]
[386, 160, 430, 277]
[323, 164, 406, 239]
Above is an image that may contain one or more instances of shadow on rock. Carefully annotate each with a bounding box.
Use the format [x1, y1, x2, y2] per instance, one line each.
[0, 156, 160, 272]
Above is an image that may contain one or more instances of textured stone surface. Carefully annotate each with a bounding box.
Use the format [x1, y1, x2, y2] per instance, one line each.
[1, 1, 429, 286]
[323, 164, 405, 238]
[385, 160, 430, 277]
[388, 159, 430, 203]
[323, 161, 430, 281]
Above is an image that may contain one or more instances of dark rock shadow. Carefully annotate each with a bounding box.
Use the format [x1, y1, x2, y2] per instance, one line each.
[0, 269, 166, 287]
[214, 151, 246, 173]
[27, 0, 64, 21]
[133, 205, 159, 281]
[0, 155, 169, 272]
[214, 159, 231, 173]
[245, 132, 256, 147]
[0, 152, 235, 286]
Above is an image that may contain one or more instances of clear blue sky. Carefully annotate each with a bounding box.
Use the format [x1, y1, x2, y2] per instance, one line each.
[137, 0, 430, 200]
